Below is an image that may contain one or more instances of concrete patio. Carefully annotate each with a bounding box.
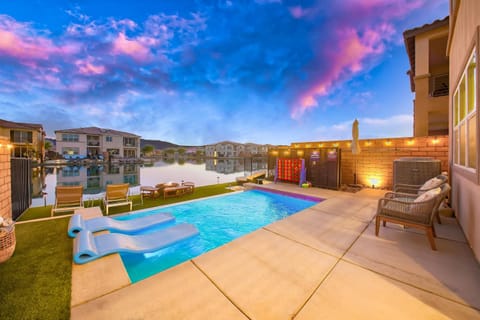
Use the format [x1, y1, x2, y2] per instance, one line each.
[71, 183, 480, 319]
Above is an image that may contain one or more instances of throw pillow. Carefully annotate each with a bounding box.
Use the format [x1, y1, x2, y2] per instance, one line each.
[414, 187, 441, 203]
[419, 177, 443, 192]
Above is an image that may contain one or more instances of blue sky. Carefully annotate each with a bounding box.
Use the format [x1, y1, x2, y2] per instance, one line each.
[0, 0, 448, 145]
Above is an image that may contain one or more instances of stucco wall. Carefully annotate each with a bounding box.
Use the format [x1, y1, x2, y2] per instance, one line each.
[448, 0, 480, 262]
[413, 25, 449, 137]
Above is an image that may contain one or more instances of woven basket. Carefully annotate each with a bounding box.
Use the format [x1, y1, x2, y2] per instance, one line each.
[0, 224, 16, 263]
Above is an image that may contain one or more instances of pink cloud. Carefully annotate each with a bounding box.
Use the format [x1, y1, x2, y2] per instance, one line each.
[0, 28, 52, 61]
[112, 32, 151, 61]
[292, 23, 395, 119]
[289, 0, 413, 119]
[0, 15, 80, 65]
[75, 58, 106, 75]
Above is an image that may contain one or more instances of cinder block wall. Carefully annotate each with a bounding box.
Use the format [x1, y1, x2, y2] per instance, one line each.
[291, 135, 448, 189]
[0, 136, 12, 220]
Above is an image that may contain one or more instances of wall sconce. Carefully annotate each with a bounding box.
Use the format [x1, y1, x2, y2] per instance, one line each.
[407, 139, 415, 146]
[7, 144, 13, 149]
[385, 140, 392, 146]
[432, 137, 439, 145]
[347, 142, 351, 147]
[365, 140, 372, 146]
[319, 143, 323, 147]
[333, 143, 339, 147]
[297, 150, 304, 156]
[283, 150, 290, 156]
[306, 144, 311, 148]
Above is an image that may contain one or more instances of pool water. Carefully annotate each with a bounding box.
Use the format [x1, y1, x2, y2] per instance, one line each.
[116, 189, 321, 283]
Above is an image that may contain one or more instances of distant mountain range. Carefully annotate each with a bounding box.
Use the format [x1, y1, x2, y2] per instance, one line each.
[140, 139, 185, 150]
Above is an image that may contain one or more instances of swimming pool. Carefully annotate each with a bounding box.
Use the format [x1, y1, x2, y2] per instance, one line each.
[116, 189, 321, 283]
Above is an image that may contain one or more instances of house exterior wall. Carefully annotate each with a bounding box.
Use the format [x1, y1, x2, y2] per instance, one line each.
[0, 125, 45, 162]
[448, 0, 480, 262]
[414, 25, 449, 137]
[55, 133, 87, 156]
[55, 130, 140, 158]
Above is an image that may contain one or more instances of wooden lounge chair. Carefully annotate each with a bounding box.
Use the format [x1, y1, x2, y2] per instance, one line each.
[375, 183, 451, 250]
[51, 185, 84, 217]
[182, 181, 195, 194]
[163, 185, 190, 199]
[103, 183, 132, 215]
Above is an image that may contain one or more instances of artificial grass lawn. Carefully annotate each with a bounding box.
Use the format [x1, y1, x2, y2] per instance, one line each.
[2, 182, 236, 318]
[0, 218, 72, 320]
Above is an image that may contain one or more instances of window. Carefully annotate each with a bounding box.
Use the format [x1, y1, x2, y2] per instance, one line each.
[62, 134, 79, 142]
[453, 49, 477, 171]
[106, 136, 112, 142]
[10, 130, 32, 143]
[123, 137, 136, 147]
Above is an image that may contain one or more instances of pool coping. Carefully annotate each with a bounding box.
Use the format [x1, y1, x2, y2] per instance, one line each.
[248, 185, 324, 202]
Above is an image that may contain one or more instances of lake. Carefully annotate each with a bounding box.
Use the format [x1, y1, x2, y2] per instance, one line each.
[31, 157, 267, 207]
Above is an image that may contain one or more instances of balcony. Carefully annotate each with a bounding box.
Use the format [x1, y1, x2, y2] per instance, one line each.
[429, 73, 449, 97]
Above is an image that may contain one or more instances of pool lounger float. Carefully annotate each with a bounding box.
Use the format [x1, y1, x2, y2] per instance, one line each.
[73, 223, 199, 264]
[68, 213, 175, 238]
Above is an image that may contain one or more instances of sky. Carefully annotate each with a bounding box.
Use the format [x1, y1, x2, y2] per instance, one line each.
[0, 0, 449, 146]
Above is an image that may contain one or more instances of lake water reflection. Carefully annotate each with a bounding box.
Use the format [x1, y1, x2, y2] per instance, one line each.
[31, 157, 267, 207]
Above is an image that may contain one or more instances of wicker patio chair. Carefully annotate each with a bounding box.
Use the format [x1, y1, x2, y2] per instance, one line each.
[103, 183, 132, 215]
[51, 186, 84, 216]
[393, 174, 448, 223]
[375, 183, 451, 250]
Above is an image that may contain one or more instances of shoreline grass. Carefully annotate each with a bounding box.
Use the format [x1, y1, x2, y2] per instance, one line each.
[1, 182, 237, 318]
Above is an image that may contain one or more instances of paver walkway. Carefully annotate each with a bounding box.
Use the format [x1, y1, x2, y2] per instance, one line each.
[71, 183, 480, 319]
